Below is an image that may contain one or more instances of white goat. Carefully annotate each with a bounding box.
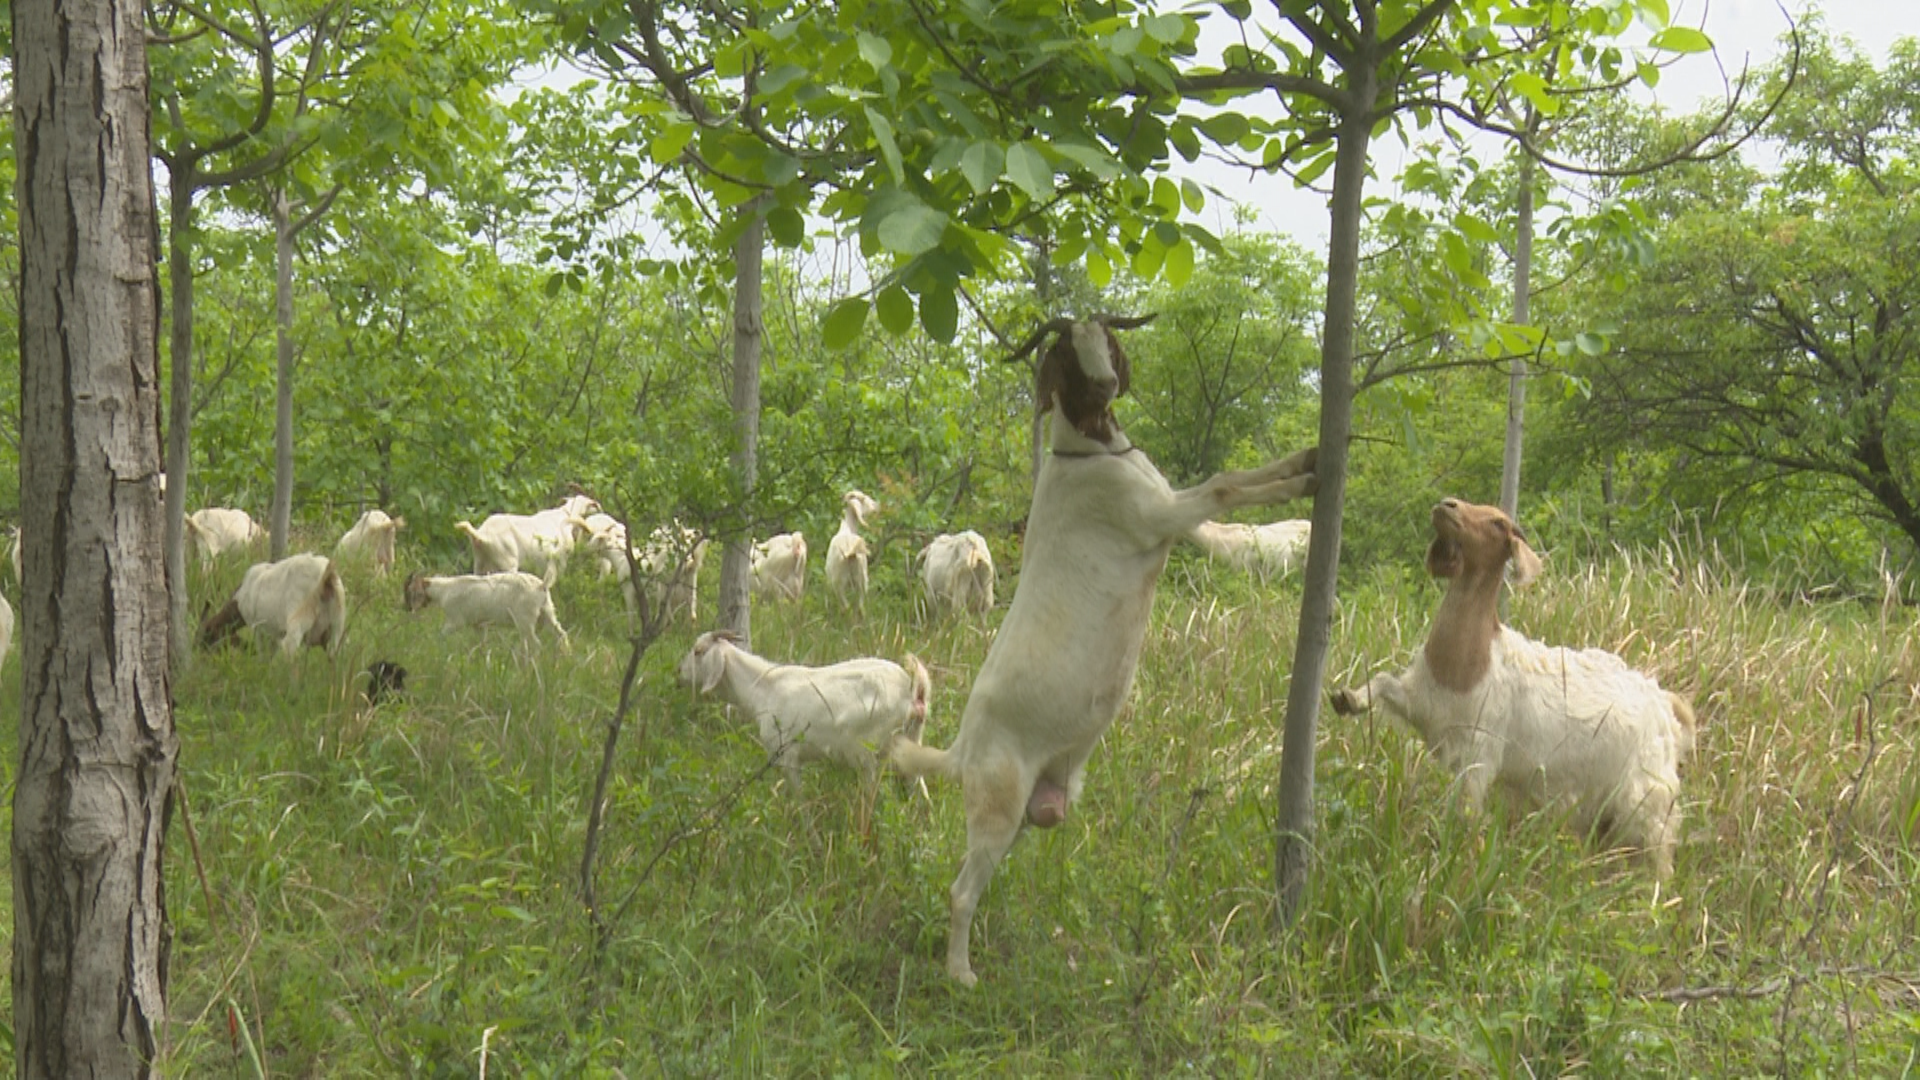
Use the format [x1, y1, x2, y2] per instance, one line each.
[456, 493, 599, 577]
[825, 490, 882, 611]
[335, 509, 407, 575]
[889, 315, 1317, 985]
[199, 553, 347, 656]
[920, 531, 996, 615]
[1328, 498, 1697, 879]
[0, 592, 13, 669]
[679, 630, 931, 792]
[581, 513, 627, 578]
[1188, 518, 1312, 580]
[751, 531, 808, 601]
[596, 520, 709, 624]
[186, 507, 266, 568]
[403, 567, 569, 651]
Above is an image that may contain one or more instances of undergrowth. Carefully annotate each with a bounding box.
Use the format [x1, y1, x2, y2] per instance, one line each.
[1, 534, 1915, 1076]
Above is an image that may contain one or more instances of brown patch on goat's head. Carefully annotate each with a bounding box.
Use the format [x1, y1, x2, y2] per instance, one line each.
[402, 571, 432, 612]
[198, 597, 247, 650]
[1036, 322, 1130, 443]
[1428, 499, 1540, 586]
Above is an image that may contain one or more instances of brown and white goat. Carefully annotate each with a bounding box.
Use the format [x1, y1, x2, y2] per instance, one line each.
[888, 315, 1318, 985]
[200, 553, 347, 656]
[1329, 498, 1697, 878]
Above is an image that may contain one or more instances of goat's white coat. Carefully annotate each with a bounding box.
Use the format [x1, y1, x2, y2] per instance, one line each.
[221, 553, 347, 655]
[612, 523, 709, 623]
[1330, 499, 1694, 878]
[920, 531, 995, 614]
[405, 569, 569, 651]
[751, 532, 808, 601]
[186, 507, 266, 567]
[825, 491, 881, 610]
[679, 630, 931, 791]
[335, 509, 406, 575]
[1188, 518, 1311, 579]
[889, 318, 1317, 985]
[0, 592, 12, 669]
[457, 494, 599, 576]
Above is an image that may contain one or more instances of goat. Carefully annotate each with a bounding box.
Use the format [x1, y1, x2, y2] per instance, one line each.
[186, 507, 267, 568]
[825, 490, 881, 611]
[199, 553, 347, 656]
[362, 660, 409, 708]
[455, 493, 599, 577]
[1187, 518, 1312, 580]
[595, 520, 709, 624]
[1328, 498, 1696, 879]
[335, 509, 407, 575]
[920, 531, 996, 615]
[403, 567, 569, 652]
[0, 592, 12, 669]
[751, 531, 808, 601]
[679, 629, 931, 793]
[888, 315, 1317, 985]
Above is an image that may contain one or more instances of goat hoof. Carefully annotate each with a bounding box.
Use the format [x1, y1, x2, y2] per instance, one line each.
[1329, 689, 1359, 716]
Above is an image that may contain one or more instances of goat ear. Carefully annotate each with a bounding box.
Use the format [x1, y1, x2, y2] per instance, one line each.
[697, 646, 727, 694]
[1106, 327, 1131, 397]
[1426, 536, 1462, 579]
[1508, 536, 1543, 588]
[1034, 349, 1061, 415]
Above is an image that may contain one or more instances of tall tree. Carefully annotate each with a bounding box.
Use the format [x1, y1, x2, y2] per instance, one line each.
[12, 0, 179, 1069]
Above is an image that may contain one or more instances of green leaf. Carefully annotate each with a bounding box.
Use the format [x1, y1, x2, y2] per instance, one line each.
[960, 141, 1004, 195]
[919, 285, 958, 343]
[877, 203, 948, 256]
[822, 298, 869, 349]
[1508, 71, 1558, 116]
[767, 206, 806, 248]
[1648, 26, 1712, 53]
[1152, 176, 1182, 215]
[1005, 141, 1053, 200]
[650, 122, 694, 166]
[1575, 331, 1608, 356]
[856, 32, 893, 70]
[1454, 212, 1498, 244]
[876, 284, 915, 334]
[866, 107, 904, 184]
[1143, 13, 1186, 44]
[1162, 234, 1194, 289]
[1181, 178, 1205, 213]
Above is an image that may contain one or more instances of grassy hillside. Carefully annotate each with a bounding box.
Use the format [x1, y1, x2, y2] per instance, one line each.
[3, 536, 1915, 1075]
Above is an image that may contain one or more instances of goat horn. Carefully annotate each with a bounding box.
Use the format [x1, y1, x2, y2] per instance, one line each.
[1095, 313, 1157, 331]
[1003, 316, 1079, 365]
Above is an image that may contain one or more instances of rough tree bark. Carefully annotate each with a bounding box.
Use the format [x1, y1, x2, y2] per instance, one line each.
[1499, 152, 1536, 520]
[12, 0, 181, 1070]
[717, 207, 765, 645]
[272, 187, 296, 559]
[1273, 64, 1378, 929]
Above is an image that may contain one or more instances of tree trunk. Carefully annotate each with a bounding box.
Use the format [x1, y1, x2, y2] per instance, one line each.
[1499, 153, 1536, 520]
[12, 0, 180, 1070]
[164, 168, 198, 665]
[718, 206, 765, 644]
[1273, 77, 1377, 928]
[271, 187, 296, 560]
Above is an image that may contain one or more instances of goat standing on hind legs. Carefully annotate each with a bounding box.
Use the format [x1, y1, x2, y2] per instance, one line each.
[888, 315, 1318, 987]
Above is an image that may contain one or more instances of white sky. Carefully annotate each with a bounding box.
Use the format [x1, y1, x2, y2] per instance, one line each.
[1191, 0, 1920, 248]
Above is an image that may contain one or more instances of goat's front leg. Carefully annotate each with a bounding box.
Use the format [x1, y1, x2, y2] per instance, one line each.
[1148, 446, 1317, 539]
[1329, 670, 1410, 720]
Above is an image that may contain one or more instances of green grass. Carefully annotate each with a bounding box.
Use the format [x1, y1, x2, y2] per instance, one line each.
[4, 538, 1917, 1076]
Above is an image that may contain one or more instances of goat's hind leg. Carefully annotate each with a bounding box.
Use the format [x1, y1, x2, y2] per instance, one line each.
[945, 761, 1027, 987]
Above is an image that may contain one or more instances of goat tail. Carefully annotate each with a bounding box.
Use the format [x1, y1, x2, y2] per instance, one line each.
[903, 653, 932, 744]
[1668, 691, 1699, 762]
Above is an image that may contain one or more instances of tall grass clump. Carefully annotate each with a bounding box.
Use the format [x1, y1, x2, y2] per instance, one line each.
[0, 531, 1913, 1074]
